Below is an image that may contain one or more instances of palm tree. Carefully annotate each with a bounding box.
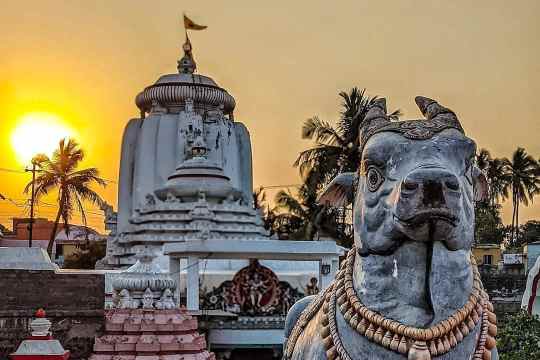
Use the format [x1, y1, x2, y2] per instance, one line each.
[501, 148, 540, 245]
[294, 88, 401, 188]
[25, 138, 106, 257]
[476, 149, 510, 205]
[253, 187, 278, 236]
[272, 170, 349, 244]
[476, 149, 491, 173]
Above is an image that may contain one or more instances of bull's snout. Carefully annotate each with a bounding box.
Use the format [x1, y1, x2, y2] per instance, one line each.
[400, 167, 460, 208]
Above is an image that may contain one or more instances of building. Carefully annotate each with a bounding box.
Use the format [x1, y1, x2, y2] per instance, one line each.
[99, 30, 344, 358]
[524, 241, 540, 273]
[0, 217, 103, 266]
[472, 243, 502, 269]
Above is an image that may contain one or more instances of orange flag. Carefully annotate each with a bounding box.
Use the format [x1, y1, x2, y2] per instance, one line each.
[183, 14, 207, 31]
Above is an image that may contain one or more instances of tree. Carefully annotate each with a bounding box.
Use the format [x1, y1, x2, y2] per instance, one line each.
[474, 201, 507, 245]
[516, 220, 540, 248]
[497, 310, 540, 359]
[63, 239, 106, 269]
[253, 187, 278, 236]
[501, 148, 540, 245]
[476, 149, 510, 206]
[25, 138, 106, 256]
[272, 170, 351, 245]
[294, 87, 401, 190]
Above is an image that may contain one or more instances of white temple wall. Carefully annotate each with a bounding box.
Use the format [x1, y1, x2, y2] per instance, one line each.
[154, 114, 181, 188]
[234, 123, 254, 205]
[117, 112, 254, 236]
[117, 118, 143, 234]
[132, 114, 161, 212]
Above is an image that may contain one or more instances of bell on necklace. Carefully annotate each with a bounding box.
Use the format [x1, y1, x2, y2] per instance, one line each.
[408, 340, 431, 360]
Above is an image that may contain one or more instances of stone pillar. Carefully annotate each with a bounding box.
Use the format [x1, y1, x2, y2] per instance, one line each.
[187, 256, 200, 311]
[169, 256, 181, 307]
[320, 255, 339, 290]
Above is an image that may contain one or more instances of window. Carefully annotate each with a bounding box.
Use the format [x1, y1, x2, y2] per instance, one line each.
[483, 254, 493, 265]
[55, 244, 64, 257]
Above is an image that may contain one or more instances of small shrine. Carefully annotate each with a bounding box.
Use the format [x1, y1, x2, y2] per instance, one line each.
[91, 250, 215, 360]
[10, 309, 70, 360]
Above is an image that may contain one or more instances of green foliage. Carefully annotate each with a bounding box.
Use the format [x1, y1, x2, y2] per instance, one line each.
[286, 88, 397, 246]
[474, 202, 507, 245]
[252, 187, 278, 237]
[295, 87, 400, 188]
[516, 220, 540, 247]
[497, 310, 540, 359]
[477, 147, 540, 245]
[63, 240, 106, 269]
[272, 170, 343, 242]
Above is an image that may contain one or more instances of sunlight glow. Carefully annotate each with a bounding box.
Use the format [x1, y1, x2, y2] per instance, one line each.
[10, 112, 75, 164]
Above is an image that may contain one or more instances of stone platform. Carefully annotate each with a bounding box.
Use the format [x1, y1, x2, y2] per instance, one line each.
[90, 309, 215, 360]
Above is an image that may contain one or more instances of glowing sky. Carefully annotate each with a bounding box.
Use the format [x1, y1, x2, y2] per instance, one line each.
[0, 0, 539, 232]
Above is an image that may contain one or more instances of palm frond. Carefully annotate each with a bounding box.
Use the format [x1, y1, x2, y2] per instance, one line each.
[274, 190, 306, 218]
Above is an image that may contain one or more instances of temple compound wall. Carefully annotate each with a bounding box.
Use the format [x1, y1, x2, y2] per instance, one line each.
[0, 269, 105, 359]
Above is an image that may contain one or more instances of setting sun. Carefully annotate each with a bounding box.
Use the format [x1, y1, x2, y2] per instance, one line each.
[10, 112, 75, 165]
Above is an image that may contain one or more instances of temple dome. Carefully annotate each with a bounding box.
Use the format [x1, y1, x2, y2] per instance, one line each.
[135, 39, 236, 114]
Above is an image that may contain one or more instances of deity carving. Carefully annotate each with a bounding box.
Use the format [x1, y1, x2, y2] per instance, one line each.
[201, 260, 303, 316]
[142, 288, 155, 309]
[145, 194, 156, 207]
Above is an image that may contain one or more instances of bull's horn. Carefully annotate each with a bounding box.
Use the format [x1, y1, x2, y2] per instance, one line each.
[414, 96, 456, 120]
[364, 98, 389, 123]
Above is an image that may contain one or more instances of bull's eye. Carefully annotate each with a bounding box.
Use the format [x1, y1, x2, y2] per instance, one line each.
[366, 166, 384, 192]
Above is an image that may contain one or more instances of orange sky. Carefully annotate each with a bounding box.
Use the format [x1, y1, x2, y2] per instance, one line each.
[1, 0, 539, 233]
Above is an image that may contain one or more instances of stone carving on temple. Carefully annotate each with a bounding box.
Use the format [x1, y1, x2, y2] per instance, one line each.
[110, 247, 177, 310]
[202, 260, 304, 316]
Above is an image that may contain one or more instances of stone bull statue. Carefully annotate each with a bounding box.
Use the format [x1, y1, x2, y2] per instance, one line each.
[284, 97, 498, 360]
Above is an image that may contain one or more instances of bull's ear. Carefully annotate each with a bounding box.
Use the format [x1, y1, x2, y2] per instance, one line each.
[472, 166, 489, 202]
[317, 172, 357, 207]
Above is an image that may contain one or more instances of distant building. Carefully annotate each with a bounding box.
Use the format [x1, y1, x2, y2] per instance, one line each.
[0, 217, 104, 266]
[502, 253, 526, 275]
[524, 241, 540, 273]
[472, 243, 502, 269]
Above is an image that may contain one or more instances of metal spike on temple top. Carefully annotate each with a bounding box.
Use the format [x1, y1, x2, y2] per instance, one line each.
[178, 34, 196, 74]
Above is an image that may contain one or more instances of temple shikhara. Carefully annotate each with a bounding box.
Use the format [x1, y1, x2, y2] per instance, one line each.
[94, 24, 344, 359]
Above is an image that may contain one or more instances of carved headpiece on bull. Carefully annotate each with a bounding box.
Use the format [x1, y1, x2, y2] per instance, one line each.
[284, 97, 498, 360]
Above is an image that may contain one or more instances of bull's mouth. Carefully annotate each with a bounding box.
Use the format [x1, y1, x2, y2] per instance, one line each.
[395, 209, 458, 227]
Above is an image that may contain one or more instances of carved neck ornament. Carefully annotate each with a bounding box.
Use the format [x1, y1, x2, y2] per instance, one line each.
[285, 247, 497, 360]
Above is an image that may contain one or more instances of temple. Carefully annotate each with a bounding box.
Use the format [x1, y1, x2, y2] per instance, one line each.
[98, 30, 344, 357]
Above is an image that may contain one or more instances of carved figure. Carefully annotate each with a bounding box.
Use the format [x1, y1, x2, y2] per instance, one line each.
[284, 97, 498, 360]
[155, 288, 176, 309]
[165, 192, 177, 203]
[145, 194, 156, 206]
[142, 288, 154, 309]
[118, 289, 139, 309]
[246, 272, 267, 309]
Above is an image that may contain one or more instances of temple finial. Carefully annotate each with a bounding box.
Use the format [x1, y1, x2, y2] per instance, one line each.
[178, 33, 196, 74]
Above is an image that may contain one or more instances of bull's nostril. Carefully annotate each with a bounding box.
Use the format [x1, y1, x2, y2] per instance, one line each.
[445, 179, 460, 191]
[402, 180, 418, 191]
